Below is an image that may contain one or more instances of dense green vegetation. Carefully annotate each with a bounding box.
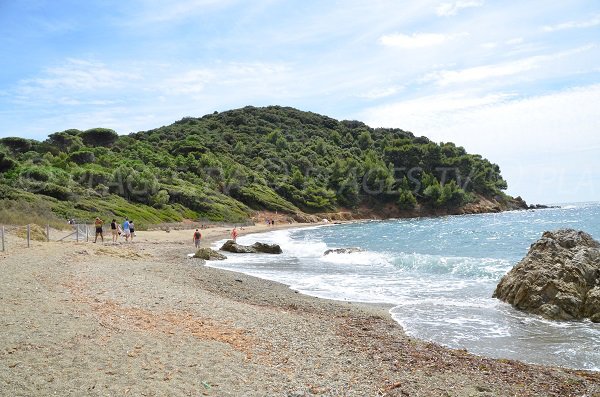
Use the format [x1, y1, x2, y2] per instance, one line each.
[0, 106, 511, 227]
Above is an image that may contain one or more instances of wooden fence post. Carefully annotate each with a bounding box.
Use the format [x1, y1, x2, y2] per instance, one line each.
[27, 224, 30, 248]
[1, 225, 5, 252]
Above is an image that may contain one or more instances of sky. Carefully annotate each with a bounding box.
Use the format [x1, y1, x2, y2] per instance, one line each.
[0, 0, 599, 204]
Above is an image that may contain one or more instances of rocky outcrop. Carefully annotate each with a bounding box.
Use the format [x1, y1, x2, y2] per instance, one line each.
[220, 240, 282, 254]
[193, 248, 227, 260]
[529, 203, 560, 209]
[251, 242, 283, 254]
[323, 247, 363, 255]
[493, 229, 600, 322]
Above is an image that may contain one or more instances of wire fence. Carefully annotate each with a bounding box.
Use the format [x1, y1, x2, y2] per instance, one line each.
[0, 224, 92, 252]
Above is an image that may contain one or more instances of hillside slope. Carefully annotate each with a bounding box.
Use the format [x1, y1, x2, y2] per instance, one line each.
[0, 106, 526, 227]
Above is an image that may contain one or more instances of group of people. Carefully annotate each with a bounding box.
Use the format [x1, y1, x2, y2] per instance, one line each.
[94, 217, 136, 243]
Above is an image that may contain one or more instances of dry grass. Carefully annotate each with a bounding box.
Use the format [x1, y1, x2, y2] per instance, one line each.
[0, 199, 69, 229]
[14, 224, 48, 241]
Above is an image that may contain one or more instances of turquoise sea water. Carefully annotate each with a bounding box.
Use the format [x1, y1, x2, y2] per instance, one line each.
[210, 202, 600, 370]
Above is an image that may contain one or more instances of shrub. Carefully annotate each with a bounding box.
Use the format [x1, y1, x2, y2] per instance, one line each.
[69, 150, 96, 164]
[0, 152, 17, 172]
[398, 190, 417, 210]
[0, 137, 32, 153]
[80, 128, 119, 147]
[150, 189, 170, 208]
[20, 166, 51, 182]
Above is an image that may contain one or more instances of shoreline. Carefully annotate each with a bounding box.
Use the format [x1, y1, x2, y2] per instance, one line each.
[1, 223, 599, 396]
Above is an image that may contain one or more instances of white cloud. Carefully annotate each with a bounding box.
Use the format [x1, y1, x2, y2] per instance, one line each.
[424, 58, 539, 86]
[543, 14, 600, 32]
[359, 85, 404, 99]
[16, 59, 140, 98]
[360, 92, 513, 129]
[379, 32, 466, 49]
[162, 69, 215, 94]
[131, 0, 239, 23]
[423, 44, 594, 86]
[481, 42, 497, 49]
[436, 0, 484, 17]
[505, 37, 524, 45]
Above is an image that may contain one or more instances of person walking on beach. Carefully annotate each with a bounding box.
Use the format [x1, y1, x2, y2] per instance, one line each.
[123, 218, 131, 242]
[110, 219, 118, 243]
[231, 227, 238, 242]
[94, 217, 104, 243]
[129, 220, 135, 241]
[193, 229, 202, 248]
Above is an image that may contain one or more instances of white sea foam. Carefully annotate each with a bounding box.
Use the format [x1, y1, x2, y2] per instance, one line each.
[319, 250, 391, 267]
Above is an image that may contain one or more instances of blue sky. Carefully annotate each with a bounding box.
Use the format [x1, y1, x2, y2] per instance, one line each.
[1, 0, 599, 204]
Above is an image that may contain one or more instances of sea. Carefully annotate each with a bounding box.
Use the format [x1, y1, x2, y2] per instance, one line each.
[209, 202, 600, 371]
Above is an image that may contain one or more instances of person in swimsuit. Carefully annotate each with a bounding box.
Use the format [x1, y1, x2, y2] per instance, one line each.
[129, 220, 135, 241]
[231, 227, 238, 242]
[110, 219, 118, 243]
[94, 217, 104, 243]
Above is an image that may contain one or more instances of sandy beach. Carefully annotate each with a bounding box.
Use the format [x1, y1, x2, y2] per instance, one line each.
[1, 223, 599, 396]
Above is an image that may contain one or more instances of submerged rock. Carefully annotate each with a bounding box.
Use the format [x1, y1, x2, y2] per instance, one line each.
[323, 247, 363, 255]
[193, 248, 227, 260]
[220, 240, 282, 254]
[493, 229, 600, 322]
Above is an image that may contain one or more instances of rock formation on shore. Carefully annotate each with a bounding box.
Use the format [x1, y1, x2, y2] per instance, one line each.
[220, 240, 282, 254]
[193, 248, 227, 260]
[493, 229, 600, 322]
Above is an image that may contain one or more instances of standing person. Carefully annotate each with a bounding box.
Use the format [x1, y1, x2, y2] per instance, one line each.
[122, 218, 131, 242]
[193, 229, 202, 248]
[231, 227, 238, 242]
[93, 217, 104, 243]
[110, 219, 118, 243]
[129, 220, 135, 241]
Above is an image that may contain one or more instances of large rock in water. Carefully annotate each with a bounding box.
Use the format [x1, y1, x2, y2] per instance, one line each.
[493, 229, 600, 322]
[220, 240, 282, 254]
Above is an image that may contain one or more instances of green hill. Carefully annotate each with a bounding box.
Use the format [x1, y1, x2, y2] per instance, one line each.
[0, 106, 523, 228]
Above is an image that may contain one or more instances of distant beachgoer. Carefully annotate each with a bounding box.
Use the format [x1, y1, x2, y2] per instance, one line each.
[94, 217, 104, 243]
[110, 219, 118, 243]
[231, 227, 238, 242]
[193, 229, 202, 248]
[129, 220, 135, 241]
[271, 219, 275, 226]
[123, 218, 131, 242]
